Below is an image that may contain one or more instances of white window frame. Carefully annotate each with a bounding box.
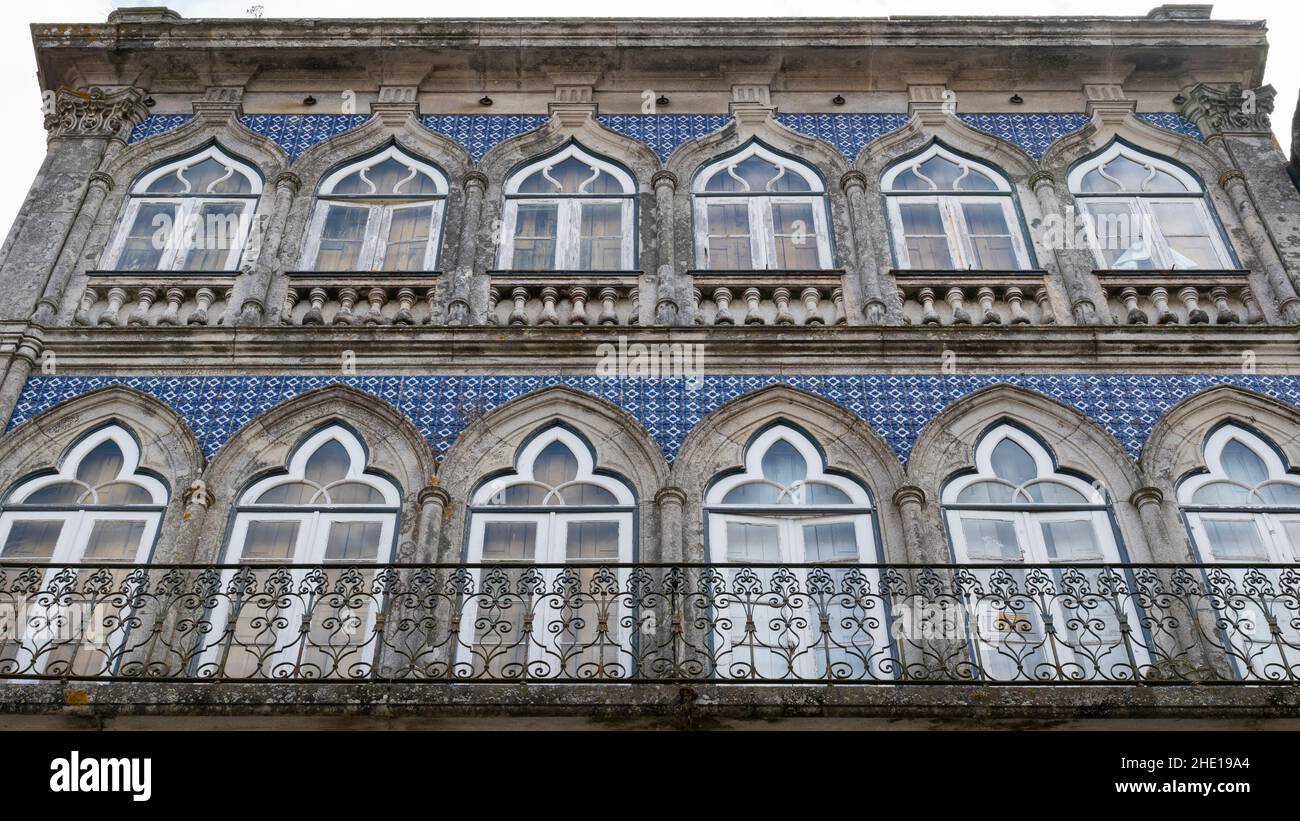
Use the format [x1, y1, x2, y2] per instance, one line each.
[497, 144, 636, 271]
[0, 426, 166, 677]
[461, 427, 636, 678]
[692, 142, 832, 271]
[704, 425, 887, 680]
[942, 424, 1140, 681]
[302, 145, 449, 273]
[1178, 425, 1300, 679]
[105, 145, 262, 272]
[1068, 142, 1234, 270]
[882, 144, 1031, 271]
[204, 425, 399, 679]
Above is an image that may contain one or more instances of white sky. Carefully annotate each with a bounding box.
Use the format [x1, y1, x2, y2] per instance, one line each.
[1, 0, 1295, 241]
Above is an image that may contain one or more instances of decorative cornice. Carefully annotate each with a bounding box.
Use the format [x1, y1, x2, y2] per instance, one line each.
[372, 85, 420, 124]
[1179, 82, 1275, 135]
[192, 86, 245, 120]
[43, 86, 149, 140]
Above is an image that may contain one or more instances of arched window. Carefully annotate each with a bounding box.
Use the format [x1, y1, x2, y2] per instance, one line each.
[942, 423, 1133, 681]
[210, 425, 399, 679]
[704, 424, 886, 680]
[461, 426, 635, 678]
[498, 143, 636, 271]
[882, 144, 1031, 270]
[107, 145, 262, 272]
[1068, 142, 1233, 270]
[1178, 424, 1300, 678]
[0, 425, 167, 675]
[692, 142, 832, 270]
[303, 145, 449, 272]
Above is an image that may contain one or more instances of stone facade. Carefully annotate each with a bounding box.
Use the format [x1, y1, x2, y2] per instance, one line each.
[2, 7, 1300, 727]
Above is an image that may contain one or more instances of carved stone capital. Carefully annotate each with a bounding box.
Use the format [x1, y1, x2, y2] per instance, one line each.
[87, 171, 116, 193]
[1129, 486, 1165, 509]
[651, 170, 679, 193]
[462, 170, 490, 193]
[418, 484, 452, 508]
[893, 485, 928, 509]
[1180, 82, 1275, 135]
[274, 171, 303, 193]
[1027, 170, 1057, 191]
[839, 170, 868, 194]
[43, 86, 149, 140]
[655, 486, 688, 508]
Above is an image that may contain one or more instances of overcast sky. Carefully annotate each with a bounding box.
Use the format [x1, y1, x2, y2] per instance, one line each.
[1, 0, 1294, 240]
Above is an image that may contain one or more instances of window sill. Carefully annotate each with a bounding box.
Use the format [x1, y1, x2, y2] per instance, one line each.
[286, 270, 442, 278]
[487, 269, 645, 276]
[686, 268, 846, 276]
[87, 270, 242, 277]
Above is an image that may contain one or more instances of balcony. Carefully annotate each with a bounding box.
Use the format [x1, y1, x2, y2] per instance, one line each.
[281, 272, 442, 326]
[1, 561, 1295, 684]
[894, 270, 1056, 327]
[1095, 270, 1263, 325]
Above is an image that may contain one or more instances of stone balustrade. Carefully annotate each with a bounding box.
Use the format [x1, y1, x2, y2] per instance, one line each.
[486, 278, 640, 326]
[894, 271, 1055, 327]
[74, 276, 234, 327]
[280, 276, 441, 326]
[689, 276, 845, 326]
[1096, 273, 1263, 326]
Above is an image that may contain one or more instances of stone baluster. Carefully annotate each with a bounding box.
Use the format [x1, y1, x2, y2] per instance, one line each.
[74, 287, 98, 326]
[975, 286, 1001, 325]
[916, 287, 940, 325]
[486, 286, 502, 326]
[568, 286, 589, 325]
[302, 287, 328, 325]
[393, 288, 417, 326]
[831, 287, 846, 325]
[126, 287, 156, 326]
[1149, 286, 1177, 324]
[691, 287, 704, 325]
[539, 286, 560, 325]
[597, 288, 619, 325]
[773, 287, 794, 325]
[1208, 286, 1240, 325]
[222, 288, 235, 325]
[445, 298, 470, 326]
[423, 285, 441, 326]
[712, 287, 735, 325]
[1242, 287, 1265, 324]
[508, 287, 529, 325]
[944, 287, 971, 324]
[1005, 286, 1030, 324]
[742, 287, 764, 325]
[627, 287, 640, 325]
[1034, 287, 1056, 325]
[279, 287, 299, 326]
[800, 287, 824, 326]
[191, 287, 217, 326]
[362, 288, 387, 325]
[1177, 286, 1209, 324]
[97, 287, 128, 326]
[1118, 287, 1147, 324]
[333, 287, 359, 325]
[157, 287, 186, 326]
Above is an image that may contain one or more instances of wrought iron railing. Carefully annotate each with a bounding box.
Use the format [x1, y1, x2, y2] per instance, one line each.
[0, 562, 1297, 683]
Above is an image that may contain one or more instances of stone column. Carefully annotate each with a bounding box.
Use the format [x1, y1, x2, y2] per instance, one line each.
[840, 170, 888, 323]
[417, 486, 452, 563]
[1218, 170, 1300, 322]
[237, 171, 300, 325]
[1028, 171, 1100, 324]
[892, 485, 932, 563]
[1, 86, 148, 323]
[652, 170, 680, 324]
[30, 171, 115, 325]
[0, 333, 43, 428]
[449, 171, 488, 326]
[655, 486, 687, 563]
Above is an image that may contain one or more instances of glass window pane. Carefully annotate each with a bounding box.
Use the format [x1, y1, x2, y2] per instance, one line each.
[1281, 521, 1300, 560]
[481, 522, 537, 562]
[315, 205, 370, 271]
[180, 201, 244, 271]
[772, 202, 821, 269]
[1220, 439, 1269, 485]
[557, 483, 617, 506]
[721, 482, 783, 505]
[990, 438, 1036, 485]
[381, 205, 433, 272]
[1040, 519, 1101, 561]
[802, 522, 859, 562]
[1023, 481, 1088, 504]
[915, 155, 965, 190]
[1203, 518, 1268, 561]
[23, 482, 87, 505]
[118, 203, 176, 271]
[1083, 201, 1152, 269]
[94, 482, 154, 505]
[323, 521, 382, 562]
[1148, 201, 1223, 269]
[897, 202, 953, 269]
[304, 440, 351, 486]
[802, 482, 853, 505]
[956, 480, 1014, 504]
[255, 482, 317, 506]
[705, 202, 752, 269]
[578, 202, 623, 270]
[724, 521, 781, 562]
[173, 157, 252, 195]
[961, 517, 1022, 560]
[761, 439, 807, 485]
[1256, 482, 1300, 506]
[566, 521, 620, 560]
[1192, 481, 1251, 506]
[1, 520, 63, 560]
[325, 482, 385, 505]
[240, 521, 300, 562]
[497, 484, 548, 506]
[511, 204, 558, 270]
[533, 441, 579, 487]
[76, 440, 125, 487]
[81, 520, 146, 561]
[961, 202, 1019, 269]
